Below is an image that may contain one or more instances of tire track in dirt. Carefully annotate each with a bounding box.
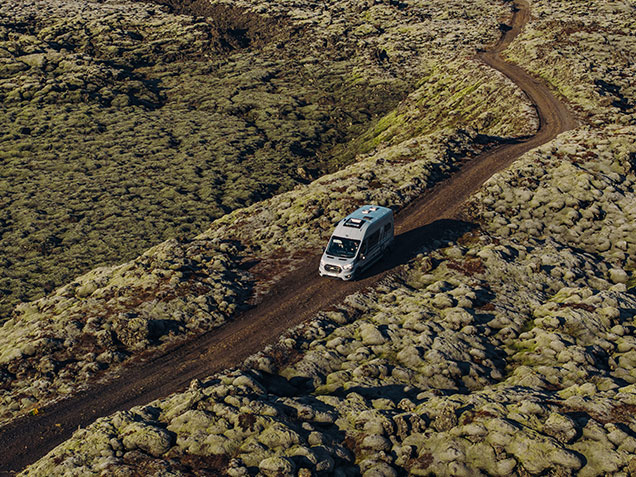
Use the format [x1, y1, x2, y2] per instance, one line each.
[0, 1, 576, 474]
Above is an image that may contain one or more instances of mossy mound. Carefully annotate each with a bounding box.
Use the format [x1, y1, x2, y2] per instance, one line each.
[2, 0, 512, 316]
[0, 0, 537, 424]
[8, 0, 636, 474]
[22, 126, 636, 476]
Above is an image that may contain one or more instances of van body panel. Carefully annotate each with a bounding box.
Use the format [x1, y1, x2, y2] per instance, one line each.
[319, 205, 394, 280]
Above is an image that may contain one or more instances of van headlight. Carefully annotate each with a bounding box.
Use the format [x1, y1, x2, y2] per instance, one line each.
[342, 263, 353, 270]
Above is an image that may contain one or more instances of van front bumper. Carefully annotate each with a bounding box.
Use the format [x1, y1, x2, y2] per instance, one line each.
[319, 263, 355, 280]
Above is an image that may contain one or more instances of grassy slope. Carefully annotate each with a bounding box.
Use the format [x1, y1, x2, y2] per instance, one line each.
[0, 0, 535, 424]
[0, 0, 443, 316]
[17, 0, 636, 475]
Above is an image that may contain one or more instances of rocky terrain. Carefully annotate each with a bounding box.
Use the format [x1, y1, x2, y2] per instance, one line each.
[0, 0, 516, 317]
[4, 0, 636, 474]
[0, 0, 537, 425]
[22, 123, 636, 475]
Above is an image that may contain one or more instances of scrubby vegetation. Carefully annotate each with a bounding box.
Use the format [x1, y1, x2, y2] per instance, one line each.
[23, 127, 636, 476]
[6, 0, 636, 474]
[0, 125, 511, 425]
[0, 0, 536, 424]
[2, 0, 513, 316]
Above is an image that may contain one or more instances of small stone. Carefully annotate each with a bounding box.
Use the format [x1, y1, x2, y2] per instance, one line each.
[397, 346, 423, 368]
[121, 422, 174, 457]
[494, 458, 517, 476]
[360, 323, 386, 346]
[432, 294, 456, 309]
[361, 434, 392, 452]
[259, 456, 295, 477]
[432, 404, 458, 432]
[543, 413, 577, 443]
[363, 462, 398, 477]
[609, 268, 628, 284]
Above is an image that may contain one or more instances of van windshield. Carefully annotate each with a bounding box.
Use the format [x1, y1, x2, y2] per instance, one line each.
[326, 236, 360, 258]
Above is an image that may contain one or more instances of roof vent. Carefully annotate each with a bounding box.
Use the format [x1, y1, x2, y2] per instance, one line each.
[344, 218, 365, 228]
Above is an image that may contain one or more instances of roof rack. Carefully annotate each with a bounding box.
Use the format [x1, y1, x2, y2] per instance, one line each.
[361, 206, 379, 214]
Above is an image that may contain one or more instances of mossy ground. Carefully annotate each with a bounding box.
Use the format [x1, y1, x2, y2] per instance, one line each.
[0, 0, 537, 425]
[6, 0, 636, 474]
[0, 0, 516, 318]
[0, 0, 419, 317]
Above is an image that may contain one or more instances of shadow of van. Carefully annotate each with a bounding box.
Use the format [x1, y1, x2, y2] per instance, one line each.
[354, 219, 477, 280]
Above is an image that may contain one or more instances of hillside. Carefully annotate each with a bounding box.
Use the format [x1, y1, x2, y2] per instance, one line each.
[2, 0, 636, 475]
[0, 0, 536, 426]
[0, 0, 518, 317]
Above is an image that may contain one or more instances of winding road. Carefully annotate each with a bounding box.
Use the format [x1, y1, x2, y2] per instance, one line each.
[0, 1, 576, 474]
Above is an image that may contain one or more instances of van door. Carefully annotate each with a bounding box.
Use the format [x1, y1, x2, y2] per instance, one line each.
[382, 222, 393, 249]
[359, 240, 368, 260]
[366, 229, 381, 262]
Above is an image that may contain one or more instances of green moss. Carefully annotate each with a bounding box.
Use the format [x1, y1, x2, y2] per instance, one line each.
[506, 339, 540, 366]
[449, 81, 482, 105]
[548, 289, 571, 304]
[0, 3, 421, 320]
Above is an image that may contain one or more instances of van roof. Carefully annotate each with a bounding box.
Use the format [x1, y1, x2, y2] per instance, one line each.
[332, 205, 393, 240]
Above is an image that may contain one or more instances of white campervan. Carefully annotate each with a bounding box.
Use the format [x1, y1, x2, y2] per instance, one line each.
[319, 205, 394, 280]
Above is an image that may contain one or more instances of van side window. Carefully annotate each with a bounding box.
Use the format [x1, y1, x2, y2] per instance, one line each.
[384, 223, 391, 233]
[368, 230, 380, 249]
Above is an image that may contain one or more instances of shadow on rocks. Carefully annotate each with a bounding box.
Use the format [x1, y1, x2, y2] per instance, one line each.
[357, 219, 478, 281]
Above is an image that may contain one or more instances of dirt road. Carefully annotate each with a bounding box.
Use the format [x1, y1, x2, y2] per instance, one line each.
[0, 1, 576, 474]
